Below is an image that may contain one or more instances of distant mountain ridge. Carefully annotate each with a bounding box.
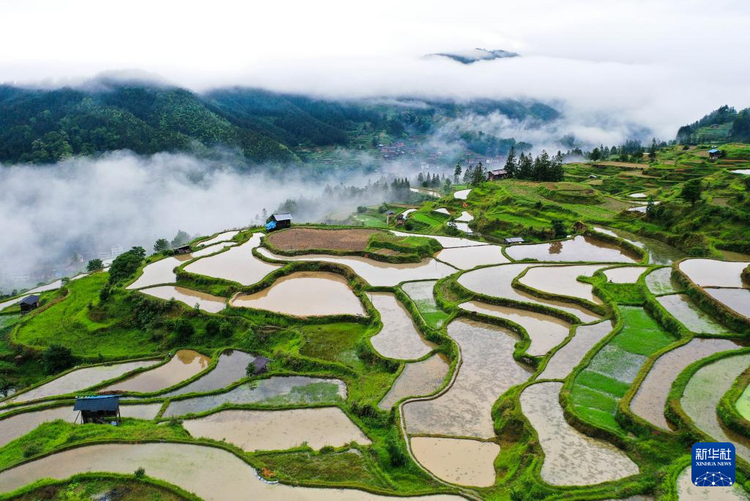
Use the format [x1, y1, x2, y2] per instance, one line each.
[0, 80, 557, 165]
[429, 48, 520, 64]
[676, 105, 750, 144]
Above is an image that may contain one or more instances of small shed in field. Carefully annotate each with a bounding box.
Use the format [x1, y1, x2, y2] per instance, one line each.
[19, 295, 39, 313]
[504, 237, 525, 244]
[174, 244, 192, 255]
[250, 356, 270, 375]
[74, 395, 120, 424]
[708, 149, 721, 160]
[487, 169, 509, 181]
[266, 213, 292, 231]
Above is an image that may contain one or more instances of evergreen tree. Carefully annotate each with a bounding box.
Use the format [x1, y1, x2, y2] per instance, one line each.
[454, 163, 462, 183]
[504, 147, 517, 178]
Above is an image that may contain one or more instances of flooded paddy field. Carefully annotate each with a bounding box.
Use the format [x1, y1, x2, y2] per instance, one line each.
[459, 300, 570, 356]
[161, 350, 255, 397]
[390, 231, 487, 249]
[603, 266, 646, 284]
[231, 272, 365, 317]
[127, 255, 192, 289]
[737, 384, 750, 420]
[682, 352, 750, 461]
[538, 321, 613, 380]
[378, 354, 449, 409]
[410, 437, 499, 487]
[571, 307, 675, 433]
[457, 264, 601, 323]
[435, 245, 508, 270]
[257, 247, 455, 286]
[102, 350, 211, 394]
[678, 259, 749, 288]
[197, 230, 238, 247]
[368, 292, 434, 360]
[3, 359, 158, 404]
[163, 376, 347, 418]
[630, 338, 739, 430]
[645, 268, 681, 295]
[593, 226, 685, 265]
[403, 319, 531, 438]
[656, 294, 727, 333]
[453, 189, 472, 200]
[401, 280, 449, 328]
[266, 228, 377, 252]
[0, 403, 164, 447]
[185, 234, 281, 286]
[520, 382, 639, 485]
[704, 288, 750, 318]
[505, 235, 638, 263]
[0, 443, 462, 500]
[520, 265, 606, 303]
[676, 466, 750, 500]
[183, 407, 370, 451]
[140, 285, 227, 313]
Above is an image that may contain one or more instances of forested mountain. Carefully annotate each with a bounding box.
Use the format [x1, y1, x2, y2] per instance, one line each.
[676, 105, 750, 144]
[0, 80, 560, 165]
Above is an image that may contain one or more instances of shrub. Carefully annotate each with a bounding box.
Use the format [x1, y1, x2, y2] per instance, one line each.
[42, 344, 76, 375]
[86, 258, 103, 272]
[386, 436, 406, 467]
[174, 318, 195, 343]
[108, 246, 146, 285]
[205, 318, 221, 337]
[134, 467, 146, 478]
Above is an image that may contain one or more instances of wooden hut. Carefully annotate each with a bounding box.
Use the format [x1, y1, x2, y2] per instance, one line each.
[250, 356, 270, 375]
[265, 213, 292, 232]
[708, 149, 722, 160]
[74, 395, 120, 424]
[174, 244, 192, 255]
[19, 295, 39, 313]
[487, 169, 509, 181]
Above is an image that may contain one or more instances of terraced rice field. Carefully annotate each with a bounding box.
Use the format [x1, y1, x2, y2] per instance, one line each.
[185, 234, 280, 286]
[410, 437, 499, 487]
[645, 268, 681, 295]
[520, 264, 607, 304]
[570, 307, 675, 434]
[521, 382, 639, 485]
[506, 235, 639, 263]
[163, 376, 347, 418]
[368, 292, 434, 360]
[182, 408, 371, 451]
[656, 294, 727, 333]
[161, 350, 256, 397]
[681, 352, 750, 461]
[630, 338, 739, 430]
[435, 245, 508, 269]
[378, 354, 449, 409]
[400, 280, 450, 328]
[102, 350, 211, 394]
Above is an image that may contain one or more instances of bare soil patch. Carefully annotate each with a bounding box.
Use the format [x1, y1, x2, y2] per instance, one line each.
[267, 228, 379, 252]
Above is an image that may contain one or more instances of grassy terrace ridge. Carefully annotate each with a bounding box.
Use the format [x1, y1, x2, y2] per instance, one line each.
[2, 144, 750, 499]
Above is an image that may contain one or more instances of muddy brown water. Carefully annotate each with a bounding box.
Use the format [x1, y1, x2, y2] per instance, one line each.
[656, 294, 728, 334]
[704, 288, 750, 318]
[378, 354, 449, 409]
[630, 338, 739, 430]
[3, 360, 158, 405]
[369, 292, 434, 360]
[539, 321, 614, 380]
[457, 264, 601, 324]
[162, 376, 347, 418]
[520, 265, 607, 304]
[682, 352, 750, 461]
[0, 404, 164, 447]
[676, 466, 750, 500]
[436, 245, 508, 270]
[505, 235, 638, 263]
[410, 437, 499, 487]
[183, 407, 371, 451]
[162, 350, 255, 397]
[257, 247, 456, 286]
[185, 234, 281, 286]
[603, 266, 646, 284]
[460, 301, 570, 356]
[140, 285, 227, 313]
[646, 268, 681, 295]
[231, 272, 365, 317]
[403, 319, 532, 439]
[0, 443, 462, 500]
[719, 249, 750, 261]
[127, 256, 188, 290]
[678, 259, 749, 288]
[520, 382, 639, 485]
[102, 350, 211, 394]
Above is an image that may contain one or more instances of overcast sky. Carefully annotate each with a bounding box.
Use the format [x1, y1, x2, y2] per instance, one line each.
[1, 0, 750, 136]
